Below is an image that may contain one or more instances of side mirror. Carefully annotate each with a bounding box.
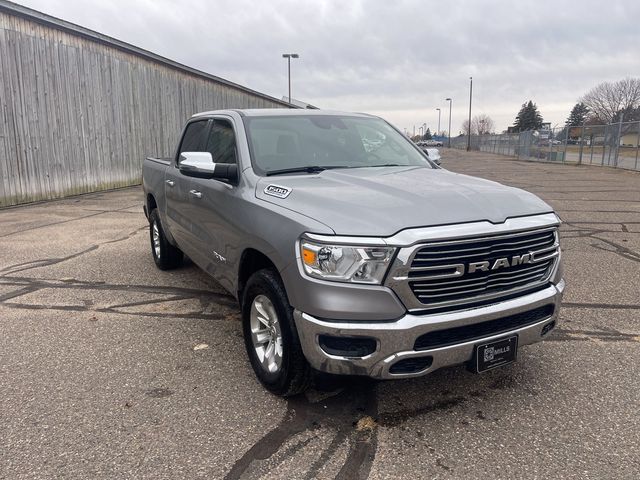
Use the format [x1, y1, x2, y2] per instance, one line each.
[179, 152, 238, 182]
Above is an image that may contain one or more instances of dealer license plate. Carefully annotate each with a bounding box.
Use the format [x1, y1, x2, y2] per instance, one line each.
[475, 335, 518, 373]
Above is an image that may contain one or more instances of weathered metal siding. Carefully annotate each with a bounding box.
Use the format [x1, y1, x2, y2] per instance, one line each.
[0, 7, 289, 207]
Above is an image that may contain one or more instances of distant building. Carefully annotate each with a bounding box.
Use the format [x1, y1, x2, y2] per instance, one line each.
[281, 97, 319, 109]
[620, 124, 640, 147]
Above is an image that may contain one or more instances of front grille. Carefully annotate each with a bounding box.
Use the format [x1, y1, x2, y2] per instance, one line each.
[414, 304, 554, 350]
[408, 227, 558, 308]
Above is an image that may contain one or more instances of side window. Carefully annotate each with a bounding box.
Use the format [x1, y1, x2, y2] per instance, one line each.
[205, 120, 237, 164]
[178, 120, 209, 160]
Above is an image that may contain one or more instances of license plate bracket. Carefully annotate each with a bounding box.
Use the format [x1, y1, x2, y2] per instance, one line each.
[474, 335, 518, 373]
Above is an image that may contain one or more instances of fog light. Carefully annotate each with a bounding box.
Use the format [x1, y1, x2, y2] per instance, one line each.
[541, 321, 556, 336]
[389, 356, 433, 374]
[318, 335, 377, 357]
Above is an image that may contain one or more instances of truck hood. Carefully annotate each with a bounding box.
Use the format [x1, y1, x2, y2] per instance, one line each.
[255, 166, 553, 237]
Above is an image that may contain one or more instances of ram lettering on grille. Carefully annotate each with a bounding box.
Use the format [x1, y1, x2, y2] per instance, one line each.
[467, 253, 532, 274]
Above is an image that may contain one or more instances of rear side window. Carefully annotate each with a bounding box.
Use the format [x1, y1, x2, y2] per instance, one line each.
[178, 120, 209, 159]
[205, 120, 237, 164]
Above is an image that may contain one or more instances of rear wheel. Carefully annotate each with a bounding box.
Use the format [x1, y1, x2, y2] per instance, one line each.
[149, 209, 183, 270]
[242, 269, 311, 396]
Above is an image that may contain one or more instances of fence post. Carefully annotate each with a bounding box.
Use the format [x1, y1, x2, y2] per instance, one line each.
[578, 123, 585, 164]
[615, 114, 624, 168]
[635, 120, 640, 171]
[563, 126, 569, 163]
[601, 124, 607, 166]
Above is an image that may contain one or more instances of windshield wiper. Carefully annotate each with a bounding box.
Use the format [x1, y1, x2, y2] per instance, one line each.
[265, 165, 350, 176]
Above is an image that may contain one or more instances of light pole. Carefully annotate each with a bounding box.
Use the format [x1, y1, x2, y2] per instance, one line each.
[282, 53, 299, 105]
[422, 123, 427, 139]
[445, 98, 452, 147]
[467, 76, 473, 151]
[436, 108, 441, 137]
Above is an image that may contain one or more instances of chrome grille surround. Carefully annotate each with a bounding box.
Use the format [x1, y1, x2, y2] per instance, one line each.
[384, 215, 561, 312]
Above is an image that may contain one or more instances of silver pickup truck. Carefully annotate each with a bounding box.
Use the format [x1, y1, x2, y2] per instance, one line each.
[143, 109, 564, 396]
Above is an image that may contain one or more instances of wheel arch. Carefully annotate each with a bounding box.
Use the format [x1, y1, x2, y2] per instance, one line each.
[146, 193, 158, 217]
[237, 248, 280, 303]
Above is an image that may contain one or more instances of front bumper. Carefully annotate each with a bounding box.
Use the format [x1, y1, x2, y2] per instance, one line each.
[294, 280, 564, 379]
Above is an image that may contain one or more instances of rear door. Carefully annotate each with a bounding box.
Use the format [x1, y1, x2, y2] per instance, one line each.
[164, 119, 210, 254]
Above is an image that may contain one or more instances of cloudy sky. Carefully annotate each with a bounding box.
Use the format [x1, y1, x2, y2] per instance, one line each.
[18, 0, 640, 133]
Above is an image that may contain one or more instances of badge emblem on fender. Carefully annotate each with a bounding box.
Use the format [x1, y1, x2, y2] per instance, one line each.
[264, 184, 292, 199]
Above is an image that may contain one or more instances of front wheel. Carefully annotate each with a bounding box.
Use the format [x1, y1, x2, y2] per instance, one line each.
[242, 269, 311, 396]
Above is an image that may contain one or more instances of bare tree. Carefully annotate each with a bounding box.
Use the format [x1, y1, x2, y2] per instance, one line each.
[461, 114, 495, 135]
[581, 77, 640, 123]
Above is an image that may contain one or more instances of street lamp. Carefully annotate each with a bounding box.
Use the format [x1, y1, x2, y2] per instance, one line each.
[436, 108, 441, 136]
[445, 98, 452, 148]
[467, 76, 473, 151]
[282, 53, 299, 105]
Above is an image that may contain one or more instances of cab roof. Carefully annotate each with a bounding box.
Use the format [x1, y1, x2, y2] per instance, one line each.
[192, 108, 375, 119]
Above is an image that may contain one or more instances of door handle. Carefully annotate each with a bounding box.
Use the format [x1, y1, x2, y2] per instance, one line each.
[165, 180, 175, 187]
[189, 189, 202, 199]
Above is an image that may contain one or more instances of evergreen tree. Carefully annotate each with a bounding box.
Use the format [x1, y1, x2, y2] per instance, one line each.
[513, 100, 544, 132]
[565, 103, 590, 127]
[424, 128, 432, 140]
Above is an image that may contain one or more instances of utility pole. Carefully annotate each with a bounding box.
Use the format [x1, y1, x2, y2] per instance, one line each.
[467, 77, 473, 151]
[436, 108, 441, 136]
[445, 98, 452, 148]
[282, 53, 299, 105]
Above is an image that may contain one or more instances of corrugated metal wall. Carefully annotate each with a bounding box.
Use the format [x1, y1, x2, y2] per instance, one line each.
[0, 4, 290, 207]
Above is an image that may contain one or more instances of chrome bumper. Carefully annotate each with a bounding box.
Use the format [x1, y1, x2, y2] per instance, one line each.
[294, 280, 565, 380]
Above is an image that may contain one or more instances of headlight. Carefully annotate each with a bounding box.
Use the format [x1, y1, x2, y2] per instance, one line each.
[299, 239, 395, 284]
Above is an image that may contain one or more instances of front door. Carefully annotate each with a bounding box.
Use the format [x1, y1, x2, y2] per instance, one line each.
[189, 117, 241, 292]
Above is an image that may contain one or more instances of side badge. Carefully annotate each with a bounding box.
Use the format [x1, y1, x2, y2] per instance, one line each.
[264, 184, 292, 199]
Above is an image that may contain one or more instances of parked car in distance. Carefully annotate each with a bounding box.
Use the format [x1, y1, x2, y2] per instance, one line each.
[421, 139, 443, 147]
[143, 109, 564, 396]
[421, 146, 441, 165]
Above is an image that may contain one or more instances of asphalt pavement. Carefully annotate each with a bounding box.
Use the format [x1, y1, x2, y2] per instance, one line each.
[1, 150, 639, 479]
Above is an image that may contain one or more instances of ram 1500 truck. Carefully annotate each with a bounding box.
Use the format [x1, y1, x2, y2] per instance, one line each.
[143, 109, 564, 396]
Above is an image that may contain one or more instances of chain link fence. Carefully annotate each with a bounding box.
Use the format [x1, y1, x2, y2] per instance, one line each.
[450, 121, 640, 171]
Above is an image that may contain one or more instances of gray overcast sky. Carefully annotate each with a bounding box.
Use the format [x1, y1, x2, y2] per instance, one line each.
[18, 0, 640, 134]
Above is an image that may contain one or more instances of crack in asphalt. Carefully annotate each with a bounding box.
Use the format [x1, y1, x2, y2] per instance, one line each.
[0, 277, 235, 305]
[0, 301, 229, 320]
[555, 209, 640, 213]
[563, 302, 640, 310]
[0, 276, 237, 321]
[224, 380, 378, 480]
[0, 203, 140, 238]
[549, 328, 639, 343]
[0, 225, 148, 276]
[561, 220, 640, 265]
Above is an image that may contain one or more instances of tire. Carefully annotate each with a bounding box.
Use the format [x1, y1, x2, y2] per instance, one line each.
[241, 269, 312, 396]
[149, 209, 183, 270]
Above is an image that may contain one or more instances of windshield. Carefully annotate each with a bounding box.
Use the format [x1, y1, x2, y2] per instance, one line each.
[243, 115, 432, 176]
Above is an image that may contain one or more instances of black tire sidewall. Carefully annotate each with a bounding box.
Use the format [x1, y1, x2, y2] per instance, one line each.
[148, 209, 182, 270]
[149, 210, 164, 267]
[241, 269, 308, 395]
